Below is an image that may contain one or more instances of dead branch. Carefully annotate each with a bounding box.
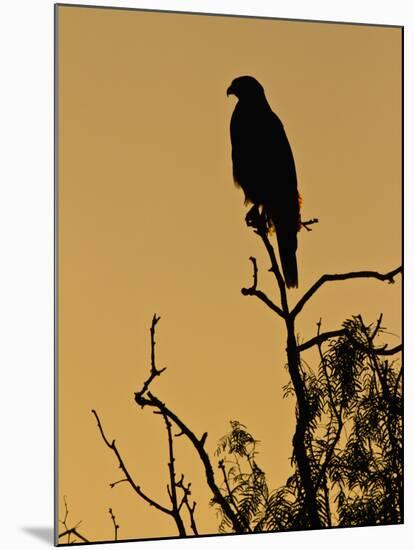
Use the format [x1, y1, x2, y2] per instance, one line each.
[245, 208, 289, 313]
[91, 409, 172, 516]
[135, 390, 246, 533]
[134, 317, 246, 534]
[297, 328, 347, 352]
[108, 508, 119, 541]
[58, 528, 89, 544]
[291, 266, 402, 319]
[58, 496, 89, 544]
[136, 314, 166, 402]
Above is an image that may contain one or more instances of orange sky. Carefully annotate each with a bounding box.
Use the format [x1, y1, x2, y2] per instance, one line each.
[57, 5, 401, 543]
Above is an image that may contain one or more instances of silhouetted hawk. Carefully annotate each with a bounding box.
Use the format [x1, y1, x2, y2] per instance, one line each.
[227, 75, 301, 288]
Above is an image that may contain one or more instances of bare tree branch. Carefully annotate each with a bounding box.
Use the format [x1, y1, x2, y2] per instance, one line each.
[291, 266, 402, 319]
[58, 528, 89, 544]
[136, 390, 246, 533]
[373, 344, 402, 356]
[245, 207, 289, 313]
[297, 328, 347, 352]
[298, 327, 402, 356]
[134, 317, 246, 534]
[58, 496, 89, 544]
[243, 213, 322, 528]
[91, 409, 172, 516]
[60, 495, 70, 530]
[136, 314, 166, 402]
[186, 501, 198, 536]
[176, 476, 199, 536]
[301, 218, 319, 231]
[161, 412, 186, 536]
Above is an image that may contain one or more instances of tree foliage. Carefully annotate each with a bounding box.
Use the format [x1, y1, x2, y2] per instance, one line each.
[212, 315, 402, 532]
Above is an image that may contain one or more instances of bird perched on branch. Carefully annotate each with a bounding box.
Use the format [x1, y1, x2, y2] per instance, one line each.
[227, 75, 301, 288]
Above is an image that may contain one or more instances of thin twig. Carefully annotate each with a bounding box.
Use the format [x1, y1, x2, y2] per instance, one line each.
[60, 495, 70, 531]
[109, 478, 129, 489]
[249, 256, 258, 288]
[108, 508, 119, 541]
[58, 497, 88, 544]
[135, 314, 166, 402]
[371, 313, 384, 341]
[301, 218, 319, 231]
[241, 256, 285, 318]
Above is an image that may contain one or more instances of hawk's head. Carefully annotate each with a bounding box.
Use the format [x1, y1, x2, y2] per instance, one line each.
[226, 76, 265, 100]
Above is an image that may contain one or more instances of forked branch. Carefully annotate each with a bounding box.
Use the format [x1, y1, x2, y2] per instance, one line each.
[136, 314, 166, 402]
[58, 528, 89, 544]
[58, 496, 89, 544]
[176, 476, 199, 535]
[134, 317, 246, 534]
[241, 256, 285, 318]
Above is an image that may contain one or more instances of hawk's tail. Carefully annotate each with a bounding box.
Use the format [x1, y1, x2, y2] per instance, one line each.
[276, 228, 298, 289]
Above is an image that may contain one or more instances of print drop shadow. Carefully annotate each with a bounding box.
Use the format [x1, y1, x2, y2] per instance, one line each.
[22, 526, 54, 544]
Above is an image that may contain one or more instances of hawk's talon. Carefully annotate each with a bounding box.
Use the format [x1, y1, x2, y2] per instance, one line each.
[245, 205, 262, 229]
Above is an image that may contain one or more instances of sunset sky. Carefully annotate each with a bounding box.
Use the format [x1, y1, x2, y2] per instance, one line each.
[57, 5, 401, 542]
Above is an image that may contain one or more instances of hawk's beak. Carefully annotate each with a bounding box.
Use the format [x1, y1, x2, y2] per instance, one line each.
[226, 84, 235, 97]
